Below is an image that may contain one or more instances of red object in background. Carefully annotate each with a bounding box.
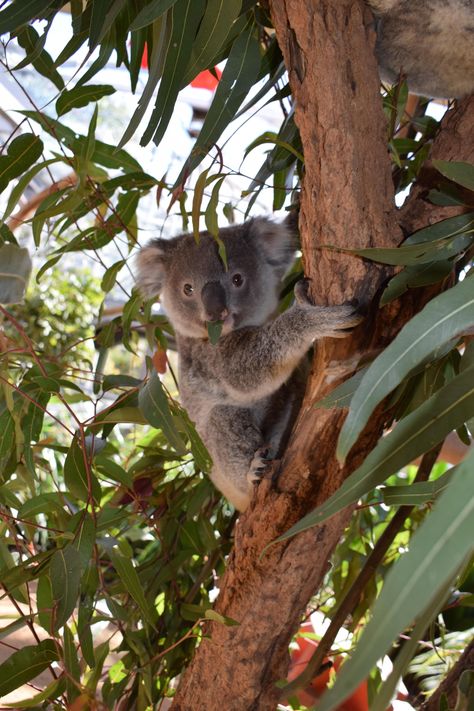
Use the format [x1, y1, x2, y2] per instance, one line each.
[288, 623, 369, 711]
[140, 44, 221, 90]
[190, 67, 222, 90]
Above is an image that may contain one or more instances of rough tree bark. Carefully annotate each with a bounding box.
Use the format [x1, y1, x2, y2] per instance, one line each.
[171, 1, 474, 709]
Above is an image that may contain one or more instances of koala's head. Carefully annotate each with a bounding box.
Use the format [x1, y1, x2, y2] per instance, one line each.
[136, 217, 296, 339]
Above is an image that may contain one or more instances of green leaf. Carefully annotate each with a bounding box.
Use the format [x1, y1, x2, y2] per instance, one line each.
[382, 469, 455, 506]
[101, 259, 126, 292]
[0, 244, 32, 304]
[138, 372, 187, 454]
[0, 133, 43, 193]
[178, 21, 261, 178]
[56, 83, 116, 116]
[69, 511, 96, 570]
[176, 406, 212, 472]
[109, 549, 157, 627]
[64, 437, 101, 503]
[0, 639, 59, 698]
[63, 625, 81, 702]
[380, 259, 455, 306]
[433, 159, 474, 191]
[315, 449, 474, 711]
[140, 0, 205, 147]
[314, 368, 368, 409]
[16, 25, 64, 90]
[1, 157, 58, 223]
[0, 411, 15, 476]
[206, 320, 223, 344]
[338, 276, 474, 462]
[0, 0, 55, 35]
[180, 0, 242, 87]
[278, 364, 474, 541]
[50, 545, 82, 632]
[130, 0, 179, 29]
[22, 110, 141, 172]
[205, 175, 225, 238]
[3, 676, 66, 708]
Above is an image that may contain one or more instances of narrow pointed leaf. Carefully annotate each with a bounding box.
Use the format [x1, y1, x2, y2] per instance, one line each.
[130, 0, 178, 29]
[0, 639, 59, 697]
[278, 364, 474, 541]
[139, 372, 187, 454]
[179, 23, 261, 179]
[50, 545, 82, 632]
[433, 159, 474, 191]
[140, 0, 205, 147]
[109, 550, 157, 627]
[180, 0, 242, 87]
[0, 0, 55, 35]
[338, 276, 474, 462]
[56, 84, 115, 116]
[315, 449, 474, 711]
[0, 133, 43, 193]
[64, 438, 101, 503]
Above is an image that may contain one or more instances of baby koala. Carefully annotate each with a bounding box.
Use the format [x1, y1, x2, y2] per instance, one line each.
[368, 0, 474, 97]
[136, 218, 361, 511]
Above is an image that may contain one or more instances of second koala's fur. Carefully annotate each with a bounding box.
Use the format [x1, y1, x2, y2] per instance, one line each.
[368, 0, 474, 97]
[137, 218, 361, 511]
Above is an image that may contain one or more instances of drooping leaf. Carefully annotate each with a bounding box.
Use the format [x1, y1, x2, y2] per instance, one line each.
[178, 21, 261, 180]
[139, 372, 187, 454]
[0, 639, 59, 697]
[130, 0, 179, 29]
[277, 364, 474, 541]
[1, 157, 58, 223]
[0, 133, 43, 193]
[64, 437, 101, 503]
[338, 276, 474, 462]
[0, 0, 55, 36]
[109, 549, 157, 627]
[314, 449, 474, 711]
[56, 83, 116, 116]
[16, 25, 64, 90]
[433, 159, 474, 192]
[180, 0, 242, 87]
[140, 0, 205, 147]
[50, 545, 82, 632]
[63, 625, 81, 702]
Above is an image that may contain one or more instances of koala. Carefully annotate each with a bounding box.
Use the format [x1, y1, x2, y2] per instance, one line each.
[136, 218, 361, 511]
[367, 0, 474, 97]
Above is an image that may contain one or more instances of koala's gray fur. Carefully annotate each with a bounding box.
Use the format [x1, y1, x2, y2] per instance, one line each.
[367, 0, 474, 97]
[136, 218, 361, 510]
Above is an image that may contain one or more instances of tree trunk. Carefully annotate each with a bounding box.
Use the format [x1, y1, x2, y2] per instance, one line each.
[171, 1, 474, 708]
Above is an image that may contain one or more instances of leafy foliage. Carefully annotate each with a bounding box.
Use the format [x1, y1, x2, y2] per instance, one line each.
[0, 1, 472, 709]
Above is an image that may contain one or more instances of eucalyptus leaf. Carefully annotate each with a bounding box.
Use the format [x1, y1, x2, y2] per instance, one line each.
[0, 639, 59, 697]
[50, 545, 82, 631]
[338, 276, 474, 462]
[315, 449, 474, 711]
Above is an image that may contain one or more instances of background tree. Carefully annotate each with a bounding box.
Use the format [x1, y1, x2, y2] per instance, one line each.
[0, 1, 472, 709]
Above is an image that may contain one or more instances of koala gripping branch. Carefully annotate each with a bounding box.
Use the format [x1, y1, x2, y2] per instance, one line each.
[171, 1, 474, 708]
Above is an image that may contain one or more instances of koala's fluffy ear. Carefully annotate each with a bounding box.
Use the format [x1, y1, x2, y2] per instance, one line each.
[249, 216, 298, 277]
[135, 239, 173, 299]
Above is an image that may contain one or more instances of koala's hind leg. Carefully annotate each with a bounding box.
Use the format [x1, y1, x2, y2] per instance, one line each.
[204, 405, 267, 511]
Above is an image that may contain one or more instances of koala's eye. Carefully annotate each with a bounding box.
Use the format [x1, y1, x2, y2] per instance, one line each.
[183, 283, 194, 296]
[232, 273, 244, 287]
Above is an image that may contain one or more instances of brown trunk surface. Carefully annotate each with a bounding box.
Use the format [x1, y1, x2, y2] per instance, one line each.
[171, 0, 474, 708]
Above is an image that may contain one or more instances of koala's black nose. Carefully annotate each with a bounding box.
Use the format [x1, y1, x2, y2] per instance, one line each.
[201, 281, 228, 322]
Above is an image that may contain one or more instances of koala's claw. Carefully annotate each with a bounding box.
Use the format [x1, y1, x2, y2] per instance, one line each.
[247, 447, 272, 485]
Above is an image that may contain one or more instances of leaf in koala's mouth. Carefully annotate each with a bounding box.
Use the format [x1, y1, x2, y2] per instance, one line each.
[207, 320, 223, 344]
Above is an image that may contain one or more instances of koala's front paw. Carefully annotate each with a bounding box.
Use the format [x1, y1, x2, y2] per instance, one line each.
[247, 447, 272, 485]
[322, 301, 364, 338]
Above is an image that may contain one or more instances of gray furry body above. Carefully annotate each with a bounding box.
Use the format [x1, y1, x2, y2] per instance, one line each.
[368, 0, 474, 97]
[136, 218, 361, 511]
